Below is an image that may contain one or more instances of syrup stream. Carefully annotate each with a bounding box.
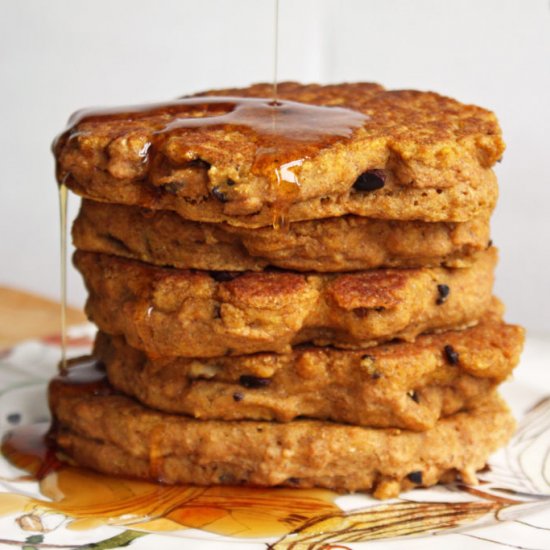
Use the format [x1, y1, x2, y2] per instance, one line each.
[58, 181, 68, 371]
[273, 0, 279, 102]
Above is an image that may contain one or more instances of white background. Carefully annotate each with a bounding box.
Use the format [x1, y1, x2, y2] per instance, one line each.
[0, 0, 549, 335]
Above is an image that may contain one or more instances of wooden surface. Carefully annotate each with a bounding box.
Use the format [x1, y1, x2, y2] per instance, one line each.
[0, 286, 86, 348]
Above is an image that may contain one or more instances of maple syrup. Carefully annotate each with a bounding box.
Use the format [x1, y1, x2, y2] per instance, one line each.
[1, 421, 339, 537]
[57, 97, 366, 196]
[58, 181, 68, 370]
[53, 356, 112, 396]
[0, 357, 339, 536]
[54, 91, 367, 232]
[273, 0, 279, 102]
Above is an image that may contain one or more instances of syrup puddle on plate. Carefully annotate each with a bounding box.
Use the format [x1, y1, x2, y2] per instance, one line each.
[1, 423, 340, 537]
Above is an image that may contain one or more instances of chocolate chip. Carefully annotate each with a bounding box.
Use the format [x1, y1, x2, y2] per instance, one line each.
[360, 354, 380, 379]
[496, 157, 503, 164]
[407, 471, 423, 484]
[353, 169, 386, 192]
[487, 239, 493, 248]
[287, 477, 300, 485]
[226, 178, 236, 186]
[436, 284, 450, 305]
[163, 182, 185, 195]
[407, 390, 420, 403]
[444, 344, 459, 366]
[239, 375, 271, 389]
[187, 158, 211, 169]
[211, 186, 228, 202]
[233, 392, 244, 402]
[6, 413, 21, 425]
[354, 306, 384, 318]
[210, 271, 241, 282]
[219, 472, 236, 483]
[213, 304, 221, 319]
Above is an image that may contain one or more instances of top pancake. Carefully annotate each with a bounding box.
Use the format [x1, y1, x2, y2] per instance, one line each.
[54, 82, 503, 228]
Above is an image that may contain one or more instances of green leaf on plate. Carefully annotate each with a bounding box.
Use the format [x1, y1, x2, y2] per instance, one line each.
[79, 530, 147, 549]
[25, 535, 44, 544]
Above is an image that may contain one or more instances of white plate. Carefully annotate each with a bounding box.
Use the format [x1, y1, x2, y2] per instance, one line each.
[0, 326, 549, 550]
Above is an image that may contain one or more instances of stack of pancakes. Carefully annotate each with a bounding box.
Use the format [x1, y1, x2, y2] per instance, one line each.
[49, 82, 524, 499]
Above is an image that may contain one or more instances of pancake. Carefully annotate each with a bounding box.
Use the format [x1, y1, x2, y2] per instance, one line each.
[49, 371, 515, 499]
[73, 199, 491, 272]
[74, 248, 497, 357]
[97, 310, 523, 430]
[55, 82, 503, 228]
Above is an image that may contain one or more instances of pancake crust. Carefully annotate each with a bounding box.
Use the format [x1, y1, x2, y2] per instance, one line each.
[55, 82, 503, 227]
[49, 376, 515, 498]
[97, 310, 524, 430]
[74, 199, 491, 272]
[74, 248, 497, 357]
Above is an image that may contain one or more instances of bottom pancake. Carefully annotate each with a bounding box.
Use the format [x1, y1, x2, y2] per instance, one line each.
[49, 372, 514, 498]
